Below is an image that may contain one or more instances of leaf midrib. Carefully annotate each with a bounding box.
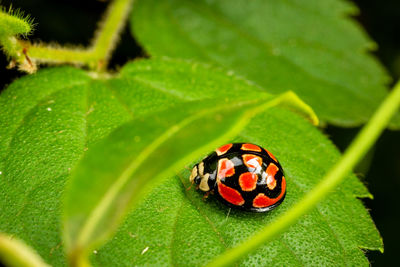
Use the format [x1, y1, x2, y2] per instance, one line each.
[103, 79, 135, 118]
[125, 76, 194, 100]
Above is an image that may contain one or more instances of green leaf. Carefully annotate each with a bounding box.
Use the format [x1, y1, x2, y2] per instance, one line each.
[130, 0, 400, 128]
[0, 232, 49, 267]
[0, 58, 381, 266]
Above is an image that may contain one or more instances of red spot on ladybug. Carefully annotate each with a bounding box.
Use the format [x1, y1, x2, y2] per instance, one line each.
[217, 158, 235, 179]
[253, 177, 286, 208]
[239, 172, 258, 191]
[241, 143, 261, 152]
[242, 154, 263, 169]
[253, 193, 274, 208]
[216, 143, 233, 156]
[218, 182, 245, 206]
[265, 149, 277, 162]
[266, 163, 279, 190]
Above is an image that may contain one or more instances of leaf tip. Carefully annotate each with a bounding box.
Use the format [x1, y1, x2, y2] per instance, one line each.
[279, 91, 319, 126]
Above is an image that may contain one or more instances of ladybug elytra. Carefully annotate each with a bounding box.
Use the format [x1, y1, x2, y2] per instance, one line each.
[190, 143, 286, 212]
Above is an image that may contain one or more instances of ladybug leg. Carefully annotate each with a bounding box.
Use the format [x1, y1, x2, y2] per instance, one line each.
[186, 183, 193, 191]
[202, 191, 211, 200]
[176, 172, 192, 191]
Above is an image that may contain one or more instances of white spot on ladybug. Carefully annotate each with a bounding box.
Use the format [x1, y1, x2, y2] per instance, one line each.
[199, 173, 210, 191]
[141, 247, 149, 255]
[266, 175, 276, 190]
[198, 161, 204, 176]
[189, 165, 198, 183]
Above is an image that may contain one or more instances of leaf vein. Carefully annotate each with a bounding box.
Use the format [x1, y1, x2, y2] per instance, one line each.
[103, 79, 135, 118]
[125, 76, 193, 100]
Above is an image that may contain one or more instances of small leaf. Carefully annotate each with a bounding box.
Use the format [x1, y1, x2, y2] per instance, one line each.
[130, 0, 400, 128]
[0, 232, 50, 267]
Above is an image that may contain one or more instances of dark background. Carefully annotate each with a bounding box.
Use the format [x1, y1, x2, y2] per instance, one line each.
[0, 1, 399, 266]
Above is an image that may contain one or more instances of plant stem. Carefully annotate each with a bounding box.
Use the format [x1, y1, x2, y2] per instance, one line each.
[206, 80, 400, 267]
[0, 233, 50, 267]
[16, 0, 133, 71]
[24, 43, 94, 66]
[91, 0, 133, 69]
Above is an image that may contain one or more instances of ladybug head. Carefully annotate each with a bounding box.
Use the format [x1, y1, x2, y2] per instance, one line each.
[189, 161, 211, 192]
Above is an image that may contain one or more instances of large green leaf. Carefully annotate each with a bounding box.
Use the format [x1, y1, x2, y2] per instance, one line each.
[0, 58, 381, 266]
[130, 0, 400, 128]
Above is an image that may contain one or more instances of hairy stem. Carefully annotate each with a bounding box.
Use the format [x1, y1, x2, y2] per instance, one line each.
[206, 80, 400, 267]
[91, 0, 133, 69]
[13, 0, 133, 71]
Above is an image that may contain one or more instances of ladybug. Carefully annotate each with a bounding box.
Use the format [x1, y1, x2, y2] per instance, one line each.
[190, 143, 286, 212]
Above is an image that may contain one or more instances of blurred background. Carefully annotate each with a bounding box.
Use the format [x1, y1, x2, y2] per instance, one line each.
[0, 0, 399, 266]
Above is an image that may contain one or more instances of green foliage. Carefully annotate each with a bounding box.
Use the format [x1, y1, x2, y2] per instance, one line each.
[130, 0, 400, 128]
[1, 0, 398, 266]
[0, 58, 382, 266]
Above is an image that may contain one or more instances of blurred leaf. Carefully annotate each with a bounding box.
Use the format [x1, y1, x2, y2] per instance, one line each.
[0, 58, 382, 266]
[0, 232, 49, 267]
[130, 0, 400, 128]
